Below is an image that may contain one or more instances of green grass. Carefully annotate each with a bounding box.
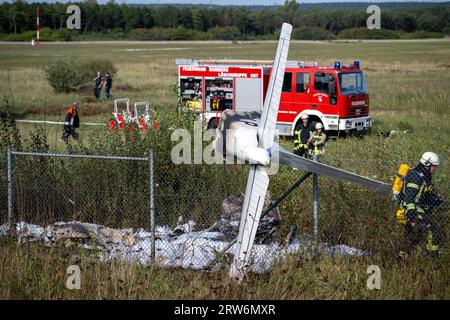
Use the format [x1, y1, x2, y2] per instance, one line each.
[0, 238, 448, 299]
[0, 39, 449, 299]
[1, 39, 450, 117]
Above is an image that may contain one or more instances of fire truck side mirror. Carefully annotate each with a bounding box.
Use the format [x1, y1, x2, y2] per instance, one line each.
[328, 75, 337, 105]
[328, 75, 337, 97]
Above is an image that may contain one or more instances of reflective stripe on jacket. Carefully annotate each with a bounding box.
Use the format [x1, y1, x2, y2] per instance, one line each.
[310, 132, 326, 155]
[294, 123, 314, 150]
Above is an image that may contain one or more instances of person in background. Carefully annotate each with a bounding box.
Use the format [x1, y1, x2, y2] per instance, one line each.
[93, 71, 102, 100]
[293, 114, 314, 158]
[308, 122, 326, 158]
[103, 72, 113, 99]
[61, 102, 80, 143]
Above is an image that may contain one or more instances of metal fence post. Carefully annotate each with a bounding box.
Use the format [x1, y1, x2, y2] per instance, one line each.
[7, 148, 13, 232]
[149, 149, 156, 265]
[313, 154, 319, 240]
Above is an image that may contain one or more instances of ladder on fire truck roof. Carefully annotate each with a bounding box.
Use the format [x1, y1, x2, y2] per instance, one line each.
[175, 58, 319, 68]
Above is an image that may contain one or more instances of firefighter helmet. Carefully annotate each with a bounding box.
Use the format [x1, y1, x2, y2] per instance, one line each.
[315, 122, 323, 130]
[301, 114, 309, 120]
[420, 152, 440, 166]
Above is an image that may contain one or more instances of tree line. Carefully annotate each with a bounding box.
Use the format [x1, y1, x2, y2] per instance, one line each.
[1, 0, 449, 40]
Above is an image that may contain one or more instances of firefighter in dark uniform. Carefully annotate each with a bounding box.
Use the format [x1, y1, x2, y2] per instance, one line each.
[400, 152, 443, 256]
[103, 72, 113, 99]
[61, 102, 80, 143]
[93, 71, 102, 100]
[293, 114, 314, 158]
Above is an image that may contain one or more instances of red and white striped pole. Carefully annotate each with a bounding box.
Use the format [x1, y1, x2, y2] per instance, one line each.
[36, 7, 40, 45]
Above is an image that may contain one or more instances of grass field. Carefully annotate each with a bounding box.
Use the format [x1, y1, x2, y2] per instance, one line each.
[0, 39, 449, 299]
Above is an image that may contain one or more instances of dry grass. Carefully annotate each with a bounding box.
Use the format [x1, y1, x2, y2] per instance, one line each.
[0, 39, 449, 300]
[0, 238, 448, 299]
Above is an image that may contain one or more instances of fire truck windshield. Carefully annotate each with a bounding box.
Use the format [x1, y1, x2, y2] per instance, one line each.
[338, 72, 368, 96]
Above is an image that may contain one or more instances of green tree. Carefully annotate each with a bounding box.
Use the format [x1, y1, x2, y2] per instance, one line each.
[9, 0, 27, 34]
[191, 9, 203, 31]
[417, 13, 441, 32]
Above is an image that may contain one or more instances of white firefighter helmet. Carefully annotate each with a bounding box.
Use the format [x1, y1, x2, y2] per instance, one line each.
[420, 152, 440, 166]
[315, 122, 324, 130]
[301, 114, 309, 120]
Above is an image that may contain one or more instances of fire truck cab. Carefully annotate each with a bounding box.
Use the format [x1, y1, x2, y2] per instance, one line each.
[176, 59, 371, 136]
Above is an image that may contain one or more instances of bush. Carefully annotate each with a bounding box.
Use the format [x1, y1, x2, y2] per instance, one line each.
[338, 28, 402, 40]
[169, 27, 198, 40]
[40, 28, 63, 41]
[4, 28, 62, 42]
[401, 30, 445, 39]
[4, 31, 36, 42]
[292, 27, 336, 40]
[45, 56, 84, 93]
[45, 57, 117, 93]
[54, 29, 78, 41]
[443, 26, 450, 35]
[129, 27, 206, 40]
[338, 27, 445, 40]
[206, 26, 241, 40]
[129, 28, 172, 40]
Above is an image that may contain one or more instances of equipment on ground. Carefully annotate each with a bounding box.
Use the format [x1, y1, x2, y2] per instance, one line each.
[109, 98, 131, 130]
[377, 129, 412, 138]
[133, 101, 159, 131]
[109, 98, 158, 132]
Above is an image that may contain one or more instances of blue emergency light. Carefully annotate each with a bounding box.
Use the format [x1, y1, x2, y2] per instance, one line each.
[354, 60, 360, 68]
[334, 61, 341, 69]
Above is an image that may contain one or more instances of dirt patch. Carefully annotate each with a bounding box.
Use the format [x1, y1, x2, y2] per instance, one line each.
[74, 85, 94, 96]
[74, 83, 140, 96]
[24, 102, 112, 117]
[114, 84, 140, 92]
[438, 63, 450, 70]
[25, 104, 66, 116]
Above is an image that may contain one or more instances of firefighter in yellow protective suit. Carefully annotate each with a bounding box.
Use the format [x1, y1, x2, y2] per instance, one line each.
[399, 152, 443, 256]
[293, 114, 314, 158]
[308, 122, 326, 157]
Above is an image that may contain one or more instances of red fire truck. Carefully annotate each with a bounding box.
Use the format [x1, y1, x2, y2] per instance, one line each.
[176, 59, 371, 136]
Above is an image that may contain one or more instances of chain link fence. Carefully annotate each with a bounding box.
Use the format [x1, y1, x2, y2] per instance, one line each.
[1, 149, 448, 273]
[0, 154, 6, 227]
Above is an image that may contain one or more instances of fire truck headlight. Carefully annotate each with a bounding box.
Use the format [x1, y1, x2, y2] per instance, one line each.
[345, 121, 351, 129]
[366, 118, 371, 126]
